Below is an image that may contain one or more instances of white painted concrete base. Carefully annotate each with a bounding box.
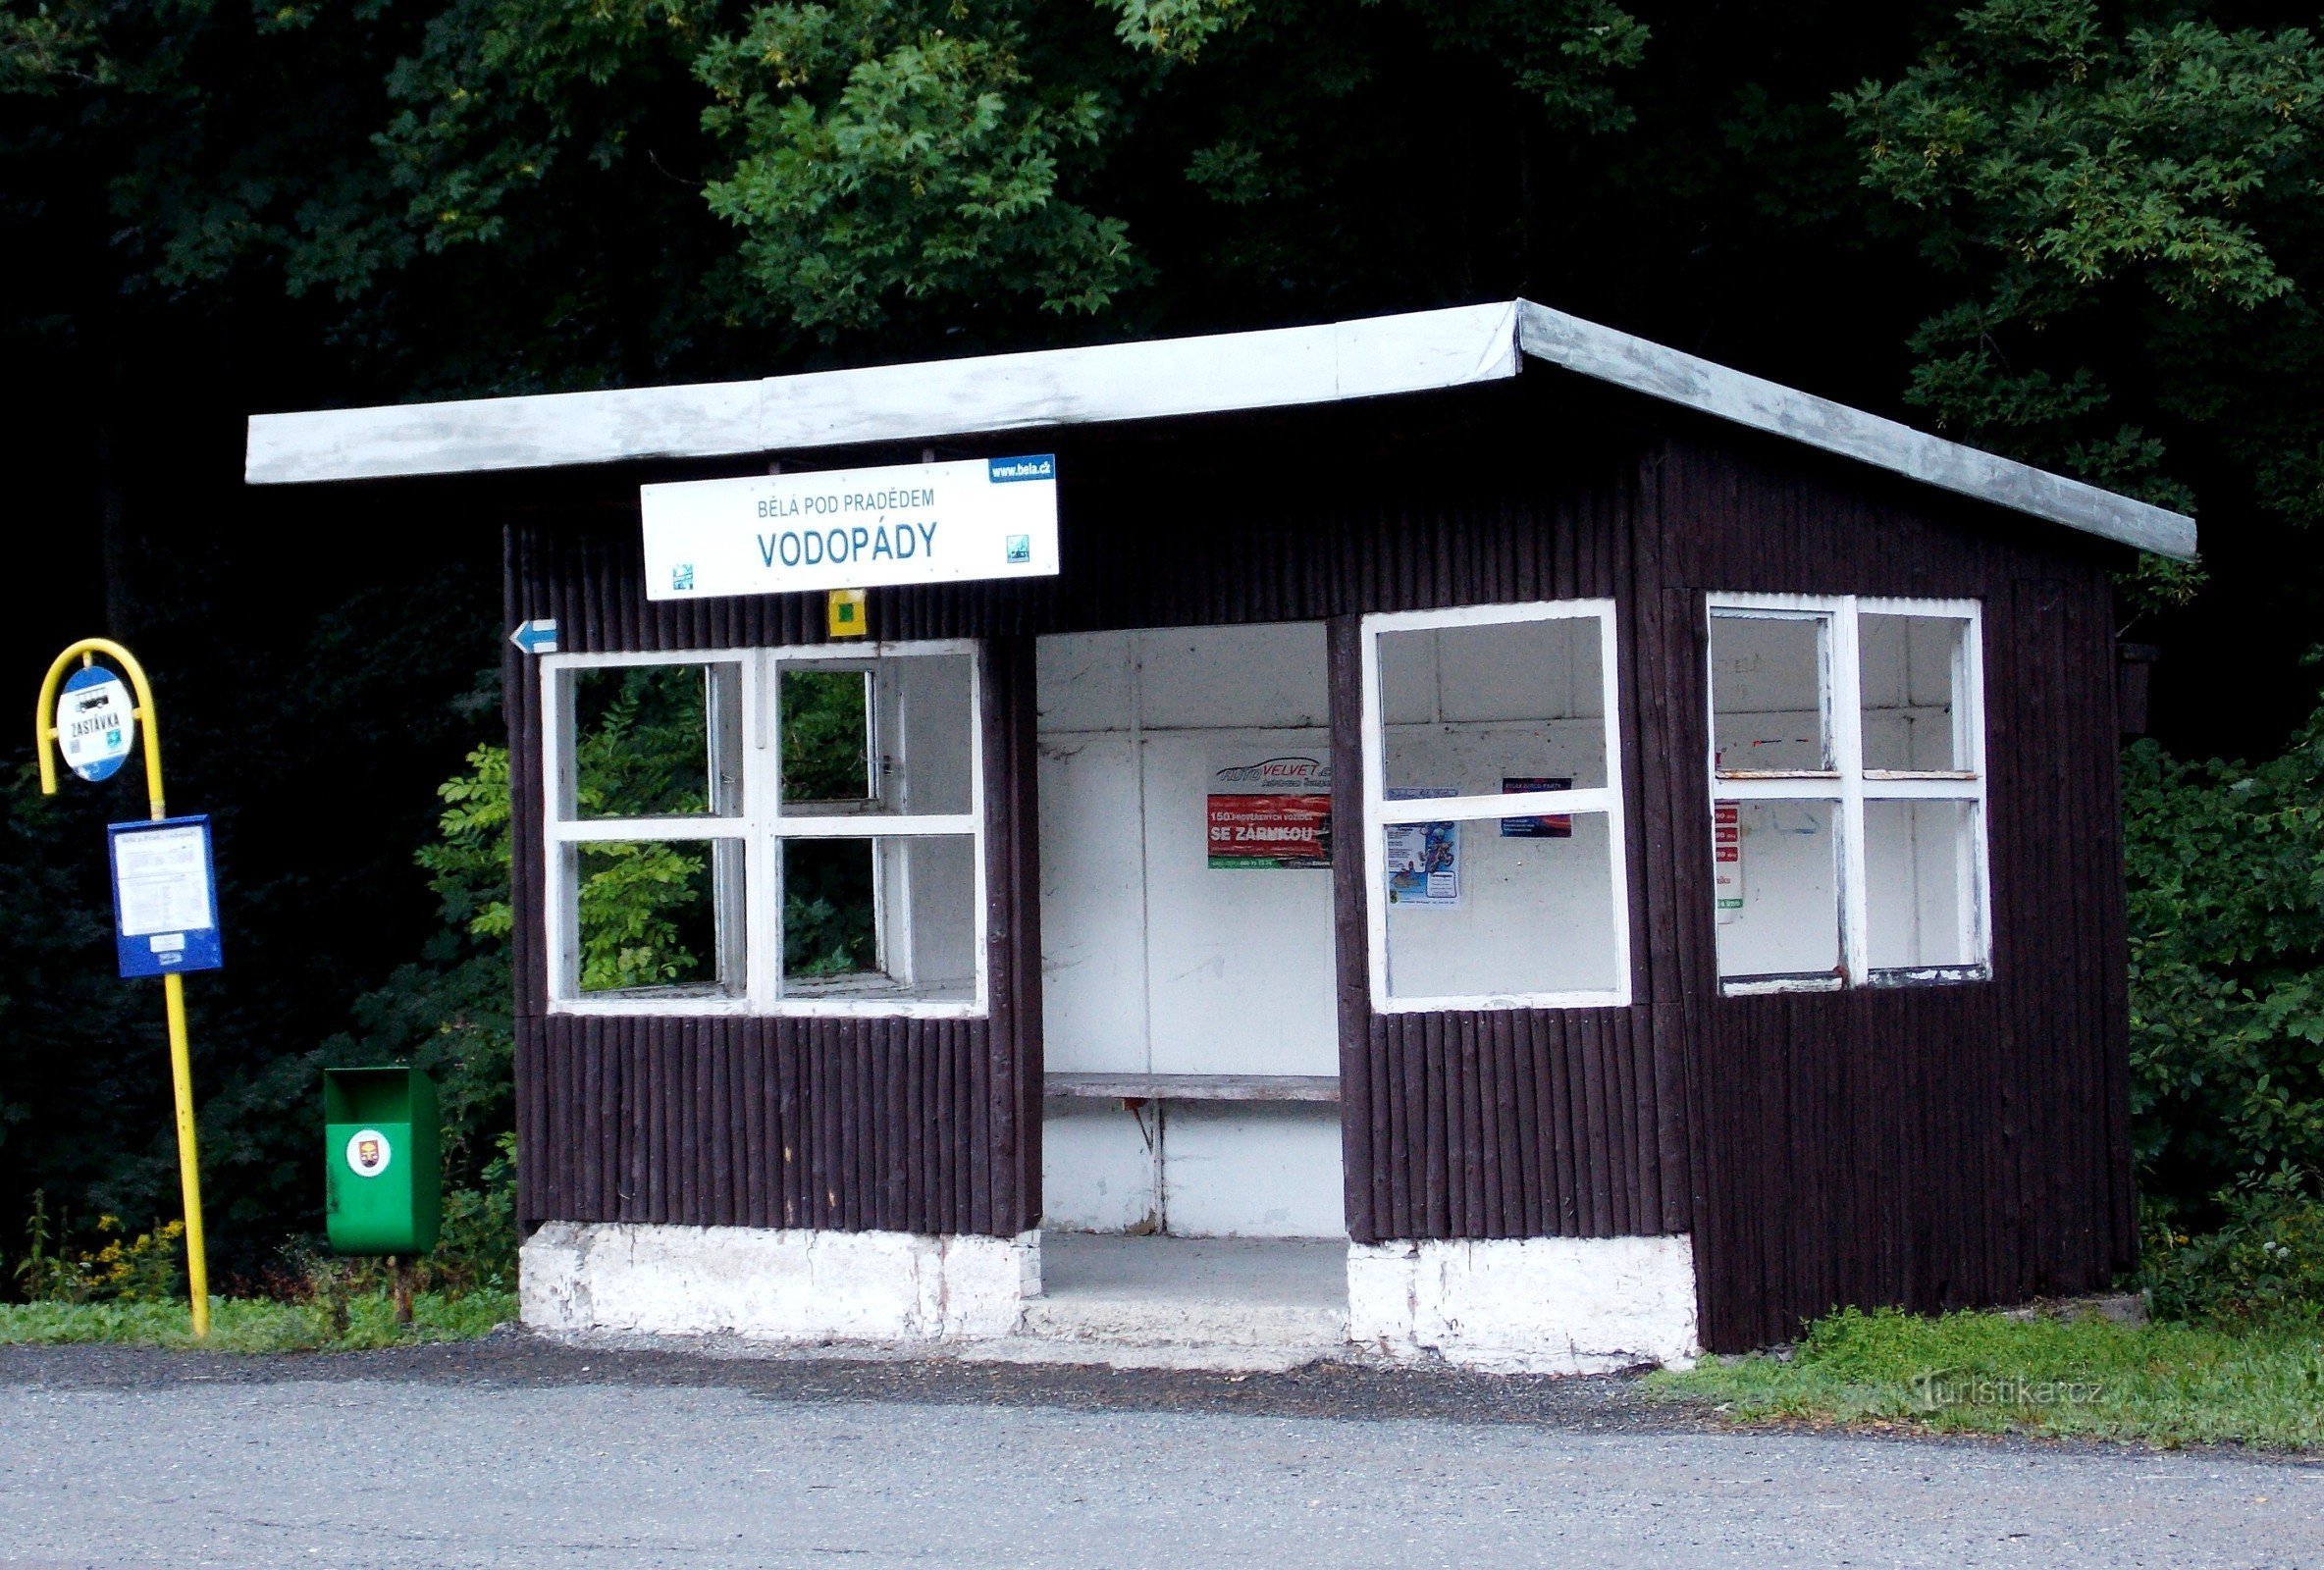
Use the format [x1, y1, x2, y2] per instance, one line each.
[523, 1224, 1700, 1375]
[1347, 1234, 1700, 1374]
[520, 1222, 1036, 1343]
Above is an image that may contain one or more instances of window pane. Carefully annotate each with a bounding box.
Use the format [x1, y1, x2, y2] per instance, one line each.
[1381, 813, 1619, 1000]
[573, 840, 745, 997]
[779, 654, 976, 816]
[1859, 614, 1969, 772]
[572, 663, 742, 818]
[1378, 616, 1608, 797]
[1713, 799, 1841, 979]
[780, 669, 872, 803]
[1711, 613, 1829, 773]
[1866, 800, 1979, 969]
[781, 835, 977, 1002]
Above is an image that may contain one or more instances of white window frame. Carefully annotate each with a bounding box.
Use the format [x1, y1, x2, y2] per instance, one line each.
[540, 641, 988, 1019]
[1706, 593, 1989, 995]
[1359, 600, 1633, 1013]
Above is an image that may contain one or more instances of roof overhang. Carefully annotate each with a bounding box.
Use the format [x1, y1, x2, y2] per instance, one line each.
[244, 297, 2197, 561]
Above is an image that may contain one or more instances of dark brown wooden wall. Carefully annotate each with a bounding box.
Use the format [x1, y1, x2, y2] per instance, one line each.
[1650, 441, 2137, 1348]
[500, 380, 2136, 1349]
[504, 521, 1044, 1237]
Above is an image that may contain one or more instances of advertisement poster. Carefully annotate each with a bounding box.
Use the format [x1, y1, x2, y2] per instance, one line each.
[1207, 753, 1332, 868]
[1384, 786, 1459, 906]
[1499, 776, 1573, 838]
[1713, 801, 1743, 923]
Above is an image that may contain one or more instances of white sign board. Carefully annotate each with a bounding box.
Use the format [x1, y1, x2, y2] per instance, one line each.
[57, 667, 135, 782]
[113, 823, 214, 936]
[639, 454, 1059, 602]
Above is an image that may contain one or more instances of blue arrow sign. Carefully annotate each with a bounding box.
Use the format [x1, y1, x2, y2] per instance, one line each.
[509, 619, 559, 655]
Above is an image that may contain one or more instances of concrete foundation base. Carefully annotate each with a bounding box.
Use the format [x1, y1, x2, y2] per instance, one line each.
[1347, 1234, 1700, 1374]
[520, 1222, 1037, 1343]
[1007, 1232, 1348, 1365]
[521, 1224, 1700, 1374]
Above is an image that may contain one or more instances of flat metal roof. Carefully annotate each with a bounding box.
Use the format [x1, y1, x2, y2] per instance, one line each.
[244, 297, 2196, 560]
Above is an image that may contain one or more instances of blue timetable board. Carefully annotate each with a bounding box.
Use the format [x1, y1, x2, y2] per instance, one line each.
[106, 816, 223, 978]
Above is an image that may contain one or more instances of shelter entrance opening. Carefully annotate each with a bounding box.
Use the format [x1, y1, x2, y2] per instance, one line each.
[1037, 621, 1345, 1241]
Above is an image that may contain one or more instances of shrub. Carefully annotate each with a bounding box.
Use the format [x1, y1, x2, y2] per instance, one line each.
[2123, 712, 2324, 1213]
[2143, 1172, 2324, 1327]
[10, 1194, 185, 1305]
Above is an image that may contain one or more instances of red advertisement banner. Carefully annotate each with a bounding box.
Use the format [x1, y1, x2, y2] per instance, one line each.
[1207, 793, 1332, 868]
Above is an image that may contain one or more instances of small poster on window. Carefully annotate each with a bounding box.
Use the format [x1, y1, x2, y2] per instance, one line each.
[1499, 777, 1572, 838]
[1713, 801, 1743, 924]
[1208, 753, 1333, 868]
[1384, 787, 1459, 906]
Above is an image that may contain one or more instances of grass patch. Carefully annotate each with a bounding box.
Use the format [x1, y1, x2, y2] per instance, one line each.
[0, 1290, 517, 1353]
[1648, 1305, 2324, 1450]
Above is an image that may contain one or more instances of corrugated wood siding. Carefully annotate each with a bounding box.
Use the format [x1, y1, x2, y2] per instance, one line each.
[1647, 431, 2136, 1350]
[502, 387, 2134, 1348]
[504, 518, 1044, 1236]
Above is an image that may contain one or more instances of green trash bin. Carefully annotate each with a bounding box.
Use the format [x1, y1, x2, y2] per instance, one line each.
[324, 1067, 441, 1256]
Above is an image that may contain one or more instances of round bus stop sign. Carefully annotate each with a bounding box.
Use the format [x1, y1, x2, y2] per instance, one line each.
[56, 666, 135, 783]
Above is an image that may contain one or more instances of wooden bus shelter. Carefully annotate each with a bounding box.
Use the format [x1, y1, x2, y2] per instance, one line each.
[246, 301, 2193, 1364]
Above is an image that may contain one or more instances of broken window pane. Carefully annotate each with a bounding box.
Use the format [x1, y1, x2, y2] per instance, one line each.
[573, 839, 744, 997]
[1711, 613, 1829, 774]
[571, 662, 742, 819]
[782, 835, 977, 1002]
[1713, 799, 1840, 979]
[1859, 614, 1969, 772]
[780, 654, 976, 816]
[1377, 616, 1608, 797]
[780, 669, 873, 804]
[1381, 813, 1619, 1000]
[1866, 800, 1978, 969]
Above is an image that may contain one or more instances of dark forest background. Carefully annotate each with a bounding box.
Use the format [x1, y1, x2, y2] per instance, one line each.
[7, 0, 2324, 1294]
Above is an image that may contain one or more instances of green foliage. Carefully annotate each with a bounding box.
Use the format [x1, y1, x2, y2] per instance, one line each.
[427, 1131, 519, 1293]
[697, 0, 1136, 334]
[11, 1196, 185, 1306]
[782, 841, 876, 977]
[422, 741, 513, 944]
[2122, 709, 2324, 1203]
[1842, 0, 2324, 613]
[1651, 1304, 2324, 1449]
[577, 841, 713, 990]
[573, 664, 713, 817]
[779, 669, 870, 802]
[2143, 1172, 2324, 1328]
[0, 1289, 517, 1352]
[775, 669, 876, 975]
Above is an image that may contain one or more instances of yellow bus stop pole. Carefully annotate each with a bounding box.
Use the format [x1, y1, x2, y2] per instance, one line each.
[34, 638, 212, 1339]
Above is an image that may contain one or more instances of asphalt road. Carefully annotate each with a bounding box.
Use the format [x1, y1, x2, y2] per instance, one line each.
[0, 1334, 2317, 1569]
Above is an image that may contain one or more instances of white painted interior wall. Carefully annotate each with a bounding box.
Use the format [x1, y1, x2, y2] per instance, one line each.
[1710, 610, 1974, 977]
[1036, 623, 1346, 1238]
[1374, 616, 1618, 999]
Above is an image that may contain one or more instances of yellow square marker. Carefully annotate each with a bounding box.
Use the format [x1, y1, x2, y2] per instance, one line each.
[827, 588, 868, 638]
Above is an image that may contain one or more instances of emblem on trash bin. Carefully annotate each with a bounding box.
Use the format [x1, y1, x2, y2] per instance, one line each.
[345, 1127, 393, 1178]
